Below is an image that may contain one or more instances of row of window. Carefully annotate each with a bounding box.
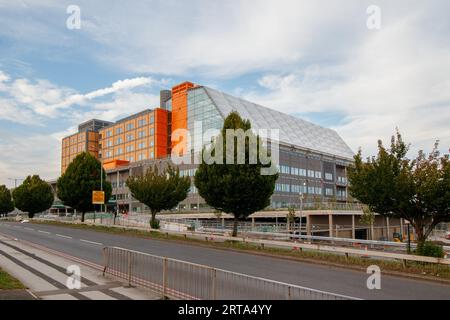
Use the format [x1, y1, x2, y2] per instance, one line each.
[275, 183, 335, 196]
[111, 181, 126, 189]
[104, 150, 154, 160]
[105, 130, 155, 146]
[278, 165, 325, 179]
[104, 117, 155, 137]
[277, 165, 347, 183]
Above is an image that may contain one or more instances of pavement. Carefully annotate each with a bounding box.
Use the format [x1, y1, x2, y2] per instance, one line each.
[0, 221, 449, 300]
[0, 233, 160, 300]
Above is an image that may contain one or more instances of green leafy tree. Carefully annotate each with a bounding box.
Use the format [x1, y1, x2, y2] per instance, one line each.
[12, 175, 53, 218]
[0, 185, 14, 217]
[57, 152, 112, 222]
[126, 165, 190, 228]
[194, 111, 279, 237]
[348, 130, 450, 247]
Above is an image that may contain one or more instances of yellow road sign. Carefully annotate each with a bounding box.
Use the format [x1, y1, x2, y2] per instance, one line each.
[92, 191, 105, 205]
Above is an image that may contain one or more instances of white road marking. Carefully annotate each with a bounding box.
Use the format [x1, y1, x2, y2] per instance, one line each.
[55, 234, 72, 239]
[38, 230, 51, 234]
[24, 227, 34, 231]
[80, 239, 103, 246]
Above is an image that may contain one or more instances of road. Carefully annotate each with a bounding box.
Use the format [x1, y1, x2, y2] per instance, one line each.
[0, 221, 449, 300]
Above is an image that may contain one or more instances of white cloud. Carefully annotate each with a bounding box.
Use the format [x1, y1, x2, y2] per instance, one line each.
[0, 70, 158, 120]
[241, 8, 450, 158]
[0, 71, 164, 185]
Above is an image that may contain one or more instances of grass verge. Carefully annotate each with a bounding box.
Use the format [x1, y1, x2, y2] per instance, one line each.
[0, 267, 25, 290]
[29, 220, 450, 282]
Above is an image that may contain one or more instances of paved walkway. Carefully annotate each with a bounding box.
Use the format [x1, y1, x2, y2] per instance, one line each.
[0, 235, 160, 300]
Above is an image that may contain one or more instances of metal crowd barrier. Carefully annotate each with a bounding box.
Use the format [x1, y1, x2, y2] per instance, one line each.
[102, 246, 360, 300]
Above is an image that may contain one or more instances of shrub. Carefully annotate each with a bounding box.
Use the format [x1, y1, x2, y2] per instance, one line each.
[415, 241, 445, 258]
[150, 219, 160, 230]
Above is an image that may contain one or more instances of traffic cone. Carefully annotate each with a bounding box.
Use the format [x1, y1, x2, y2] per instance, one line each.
[362, 245, 369, 258]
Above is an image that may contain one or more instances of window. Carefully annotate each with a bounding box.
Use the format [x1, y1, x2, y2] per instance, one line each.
[325, 173, 333, 181]
[150, 115, 154, 124]
[107, 140, 113, 147]
[315, 187, 322, 195]
[138, 142, 146, 149]
[106, 151, 112, 158]
[308, 170, 315, 178]
[150, 151, 154, 159]
[138, 119, 146, 127]
[138, 130, 145, 138]
[150, 128, 154, 136]
[150, 140, 154, 147]
[126, 123, 134, 131]
[275, 183, 290, 192]
[126, 134, 134, 142]
[116, 137, 123, 144]
[117, 148, 123, 155]
[337, 176, 348, 184]
[315, 171, 322, 179]
[138, 153, 146, 161]
[126, 145, 134, 152]
[116, 127, 123, 134]
[106, 130, 112, 137]
[325, 188, 334, 196]
[278, 165, 290, 174]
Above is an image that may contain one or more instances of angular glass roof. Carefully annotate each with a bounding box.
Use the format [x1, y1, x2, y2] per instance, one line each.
[202, 86, 354, 160]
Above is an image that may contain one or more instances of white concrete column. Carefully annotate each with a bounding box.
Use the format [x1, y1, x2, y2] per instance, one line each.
[352, 215, 356, 239]
[306, 214, 311, 236]
[400, 218, 404, 238]
[328, 214, 333, 237]
[386, 217, 390, 241]
[252, 217, 255, 231]
[371, 221, 375, 240]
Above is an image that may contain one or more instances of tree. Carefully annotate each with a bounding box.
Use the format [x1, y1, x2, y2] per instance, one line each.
[57, 152, 112, 222]
[0, 185, 14, 217]
[126, 165, 190, 228]
[194, 111, 278, 237]
[12, 175, 53, 218]
[348, 130, 450, 247]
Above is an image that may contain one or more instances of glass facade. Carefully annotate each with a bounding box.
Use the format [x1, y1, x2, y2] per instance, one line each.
[187, 87, 223, 152]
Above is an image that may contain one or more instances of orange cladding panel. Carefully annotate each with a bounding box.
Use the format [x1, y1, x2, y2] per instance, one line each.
[171, 82, 194, 154]
[154, 108, 169, 158]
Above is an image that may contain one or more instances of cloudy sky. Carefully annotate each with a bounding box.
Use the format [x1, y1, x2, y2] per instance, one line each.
[0, 0, 449, 187]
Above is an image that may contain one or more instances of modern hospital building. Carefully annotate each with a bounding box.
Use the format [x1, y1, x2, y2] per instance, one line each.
[60, 81, 354, 214]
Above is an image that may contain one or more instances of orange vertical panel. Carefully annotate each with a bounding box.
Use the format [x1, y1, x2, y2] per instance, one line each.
[171, 82, 194, 154]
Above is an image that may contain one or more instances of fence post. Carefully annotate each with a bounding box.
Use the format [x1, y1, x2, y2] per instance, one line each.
[127, 251, 132, 287]
[211, 268, 217, 300]
[162, 258, 168, 299]
[102, 247, 109, 276]
[287, 286, 292, 300]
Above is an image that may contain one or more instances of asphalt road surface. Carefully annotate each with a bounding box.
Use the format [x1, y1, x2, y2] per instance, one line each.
[0, 221, 449, 300]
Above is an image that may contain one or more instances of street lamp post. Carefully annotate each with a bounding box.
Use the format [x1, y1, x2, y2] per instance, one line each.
[405, 220, 411, 253]
[8, 178, 24, 189]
